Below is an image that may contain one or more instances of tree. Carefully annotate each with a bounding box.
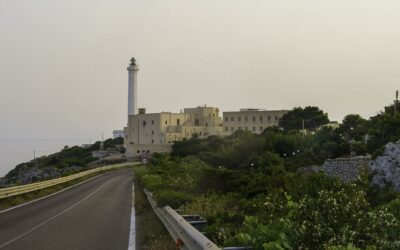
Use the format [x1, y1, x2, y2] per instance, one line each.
[279, 106, 330, 132]
[337, 114, 368, 142]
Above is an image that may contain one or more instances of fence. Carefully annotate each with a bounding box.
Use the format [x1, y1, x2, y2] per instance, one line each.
[0, 163, 134, 199]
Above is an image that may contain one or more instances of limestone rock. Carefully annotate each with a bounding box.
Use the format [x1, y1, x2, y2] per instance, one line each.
[370, 141, 400, 191]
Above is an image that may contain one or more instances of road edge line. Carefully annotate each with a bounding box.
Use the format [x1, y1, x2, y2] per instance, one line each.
[128, 177, 136, 250]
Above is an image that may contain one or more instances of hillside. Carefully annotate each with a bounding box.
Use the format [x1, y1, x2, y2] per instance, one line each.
[0, 137, 126, 187]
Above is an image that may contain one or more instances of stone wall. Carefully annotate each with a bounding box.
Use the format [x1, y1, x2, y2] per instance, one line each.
[298, 156, 370, 182]
[323, 156, 370, 182]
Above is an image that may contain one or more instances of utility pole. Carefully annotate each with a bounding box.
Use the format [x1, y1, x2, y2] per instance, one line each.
[302, 118, 305, 136]
[395, 90, 399, 115]
[33, 150, 38, 168]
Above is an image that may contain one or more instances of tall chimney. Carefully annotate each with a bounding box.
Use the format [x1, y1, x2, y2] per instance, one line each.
[127, 57, 139, 116]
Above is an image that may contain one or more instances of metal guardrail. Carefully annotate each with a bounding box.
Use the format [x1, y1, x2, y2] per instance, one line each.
[0, 162, 135, 199]
[144, 189, 221, 250]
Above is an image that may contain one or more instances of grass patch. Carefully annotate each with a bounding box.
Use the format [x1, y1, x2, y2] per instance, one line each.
[0, 166, 134, 211]
[134, 174, 176, 250]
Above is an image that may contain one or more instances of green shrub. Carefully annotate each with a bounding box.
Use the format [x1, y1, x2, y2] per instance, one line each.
[155, 190, 192, 208]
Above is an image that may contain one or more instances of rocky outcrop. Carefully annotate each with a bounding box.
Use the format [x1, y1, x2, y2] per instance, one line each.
[370, 141, 400, 191]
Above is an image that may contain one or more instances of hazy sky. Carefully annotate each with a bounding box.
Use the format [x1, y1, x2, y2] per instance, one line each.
[1, 0, 400, 140]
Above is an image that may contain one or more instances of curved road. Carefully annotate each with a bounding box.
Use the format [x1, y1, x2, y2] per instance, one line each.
[0, 169, 133, 250]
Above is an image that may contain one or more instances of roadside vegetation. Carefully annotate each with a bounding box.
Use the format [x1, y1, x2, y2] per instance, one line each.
[135, 104, 400, 249]
[134, 174, 176, 250]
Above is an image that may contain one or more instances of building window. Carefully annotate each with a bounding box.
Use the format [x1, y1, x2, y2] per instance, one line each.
[225, 127, 228, 131]
[275, 116, 278, 121]
[205, 122, 208, 127]
[260, 126, 263, 131]
[151, 139, 154, 144]
[238, 126, 242, 130]
[152, 130, 154, 135]
[252, 127, 256, 131]
[195, 119, 200, 126]
[252, 116, 256, 121]
[231, 117, 234, 121]
[268, 116, 271, 121]
[238, 117, 241, 121]
[152, 120, 154, 125]
[225, 117, 228, 122]
[143, 121, 146, 126]
[165, 120, 168, 125]
[245, 116, 248, 121]
[177, 119, 180, 126]
[260, 116, 263, 121]
[231, 127, 234, 131]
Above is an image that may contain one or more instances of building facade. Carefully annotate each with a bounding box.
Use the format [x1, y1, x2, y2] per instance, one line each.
[222, 109, 289, 135]
[124, 106, 223, 158]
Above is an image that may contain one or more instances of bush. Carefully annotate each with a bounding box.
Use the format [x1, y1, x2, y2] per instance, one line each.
[155, 190, 192, 208]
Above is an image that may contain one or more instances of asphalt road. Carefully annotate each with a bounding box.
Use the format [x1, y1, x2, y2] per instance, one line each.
[0, 169, 133, 250]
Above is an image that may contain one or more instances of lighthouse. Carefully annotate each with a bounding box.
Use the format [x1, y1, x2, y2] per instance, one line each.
[127, 57, 139, 116]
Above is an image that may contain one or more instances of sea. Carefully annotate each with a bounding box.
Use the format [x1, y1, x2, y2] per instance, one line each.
[0, 138, 90, 178]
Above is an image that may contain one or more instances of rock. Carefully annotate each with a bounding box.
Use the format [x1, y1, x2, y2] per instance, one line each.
[370, 141, 400, 191]
[60, 165, 82, 175]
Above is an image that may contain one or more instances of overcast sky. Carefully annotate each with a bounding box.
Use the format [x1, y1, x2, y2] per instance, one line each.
[1, 0, 400, 140]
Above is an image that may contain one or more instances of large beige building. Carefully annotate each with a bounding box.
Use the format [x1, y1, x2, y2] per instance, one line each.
[123, 57, 223, 158]
[124, 106, 223, 158]
[123, 58, 289, 158]
[222, 109, 289, 135]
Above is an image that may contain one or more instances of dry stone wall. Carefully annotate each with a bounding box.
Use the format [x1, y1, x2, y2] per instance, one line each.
[298, 156, 370, 182]
[323, 156, 370, 182]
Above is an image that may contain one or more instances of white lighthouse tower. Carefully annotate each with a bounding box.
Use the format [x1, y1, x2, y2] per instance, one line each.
[127, 57, 139, 116]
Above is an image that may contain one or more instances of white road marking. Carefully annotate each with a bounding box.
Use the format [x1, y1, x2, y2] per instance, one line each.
[128, 181, 136, 250]
[0, 179, 113, 249]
